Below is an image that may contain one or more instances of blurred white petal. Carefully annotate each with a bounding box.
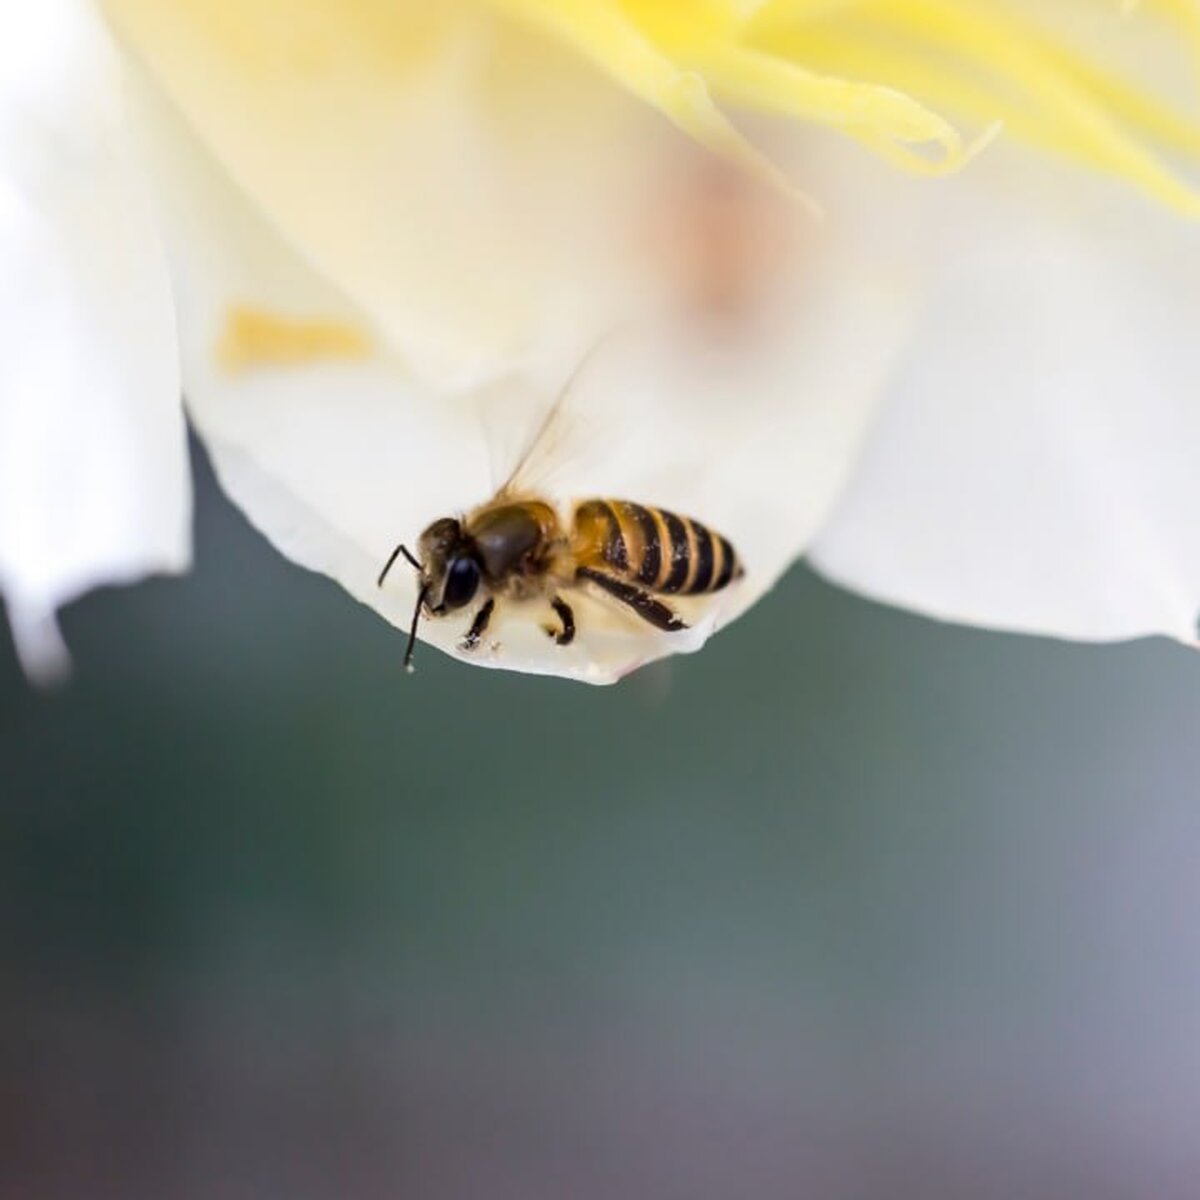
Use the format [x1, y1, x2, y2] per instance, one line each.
[129, 69, 911, 682]
[102, 0, 679, 393]
[0, 0, 187, 680]
[808, 141, 1200, 643]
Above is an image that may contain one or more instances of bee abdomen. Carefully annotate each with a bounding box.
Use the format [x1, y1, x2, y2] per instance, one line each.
[572, 499, 743, 595]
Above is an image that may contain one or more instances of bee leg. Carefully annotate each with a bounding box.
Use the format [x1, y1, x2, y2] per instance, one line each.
[459, 597, 496, 652]
[576, 567, 687, 633]
[544, 596, 575, 646]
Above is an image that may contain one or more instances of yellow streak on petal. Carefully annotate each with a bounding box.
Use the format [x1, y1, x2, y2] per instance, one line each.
[217, 306, 372, 373]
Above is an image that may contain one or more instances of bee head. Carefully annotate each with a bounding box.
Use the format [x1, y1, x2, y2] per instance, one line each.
[376, 517, 485, 674]
[417, 517, 482, 614]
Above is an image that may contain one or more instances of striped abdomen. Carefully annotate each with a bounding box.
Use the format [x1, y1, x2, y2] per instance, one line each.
[572, 499, 743, 595]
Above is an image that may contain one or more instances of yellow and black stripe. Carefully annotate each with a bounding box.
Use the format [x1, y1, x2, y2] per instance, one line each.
[572, 499, 743, 596]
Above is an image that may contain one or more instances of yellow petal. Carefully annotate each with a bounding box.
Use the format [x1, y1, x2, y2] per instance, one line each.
[489, 0, 1200, 210]
[217, 306, 372, 373]
[487, 0, 982, 185]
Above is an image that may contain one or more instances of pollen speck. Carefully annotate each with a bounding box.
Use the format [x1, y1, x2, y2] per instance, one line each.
[217, 306, 372, 373]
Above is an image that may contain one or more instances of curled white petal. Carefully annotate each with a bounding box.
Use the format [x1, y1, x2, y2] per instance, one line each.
[809, 140, 1200, 644]
[0, 0, 188, 680]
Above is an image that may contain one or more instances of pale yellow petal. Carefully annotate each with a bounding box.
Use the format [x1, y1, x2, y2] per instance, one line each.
[102, 0, 668, 389]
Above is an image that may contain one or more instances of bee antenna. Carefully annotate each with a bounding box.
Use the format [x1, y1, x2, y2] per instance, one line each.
[378, 542, 423, 588]
[404, 582, 429, 674]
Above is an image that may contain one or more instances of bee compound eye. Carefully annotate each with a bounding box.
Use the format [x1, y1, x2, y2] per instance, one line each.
[442, 557, 481, 610]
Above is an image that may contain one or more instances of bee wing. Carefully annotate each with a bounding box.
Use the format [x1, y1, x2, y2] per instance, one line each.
[495, 332, 624, 500]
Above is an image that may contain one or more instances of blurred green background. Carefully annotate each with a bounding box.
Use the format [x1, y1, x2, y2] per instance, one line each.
[4, 446, 1200, 1199]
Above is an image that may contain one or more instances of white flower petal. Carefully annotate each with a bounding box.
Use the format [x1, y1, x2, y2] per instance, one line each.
[102, 0, 678, 392]
[127, 67, 913, 682]
[0, 0, 187, 680]
[808, 140, 1200, 644]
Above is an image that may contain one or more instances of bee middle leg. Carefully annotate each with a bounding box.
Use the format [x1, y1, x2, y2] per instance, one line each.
[576, 567, 687, 632]
[544, 595, 575, 646]
[459, 597, 496, 651]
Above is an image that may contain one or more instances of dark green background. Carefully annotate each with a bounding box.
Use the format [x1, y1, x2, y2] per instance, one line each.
[5, 446, 1200, 1198]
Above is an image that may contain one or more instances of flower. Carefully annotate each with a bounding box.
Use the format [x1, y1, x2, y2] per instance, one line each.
[4, 0, 1200, 683]
[1, 0, 187, 681]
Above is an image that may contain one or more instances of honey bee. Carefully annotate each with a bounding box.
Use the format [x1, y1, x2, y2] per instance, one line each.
[378, 360, 745, 671]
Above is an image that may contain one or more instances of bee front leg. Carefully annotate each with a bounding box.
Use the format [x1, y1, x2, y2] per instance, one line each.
[544, 596, 575, 646]
[460, 597, 496, 652]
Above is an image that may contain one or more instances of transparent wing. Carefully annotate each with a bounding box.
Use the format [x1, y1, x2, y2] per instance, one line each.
[495, 331, 625, 500]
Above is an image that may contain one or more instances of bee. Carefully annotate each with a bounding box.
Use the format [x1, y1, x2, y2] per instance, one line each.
[377, 360, 745, 672]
